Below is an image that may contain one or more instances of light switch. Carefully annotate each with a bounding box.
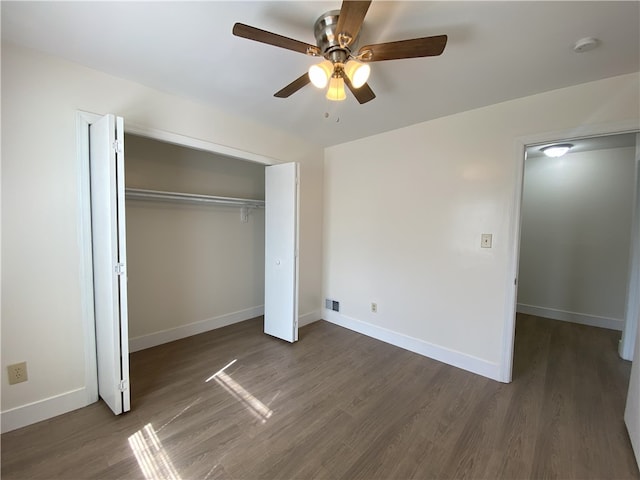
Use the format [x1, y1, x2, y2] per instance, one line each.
[481, 233, 492, 248]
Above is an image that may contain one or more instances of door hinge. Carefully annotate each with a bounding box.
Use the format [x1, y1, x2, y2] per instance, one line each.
[112, 140, 123, 153]
[118, 379, 129, 392]
[115, 263, 126, 275]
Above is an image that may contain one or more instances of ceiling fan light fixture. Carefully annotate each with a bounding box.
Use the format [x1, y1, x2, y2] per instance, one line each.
[541, 143, 574, 158]
[308, 60, 333, 88]
[344, 59, 370, 88]
[326, 75, 346, 101]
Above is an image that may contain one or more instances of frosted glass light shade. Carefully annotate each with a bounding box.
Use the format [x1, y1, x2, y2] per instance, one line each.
[344, 60, 370, 88]
[326, 76, 346, 101]
[308, 60, 333, 88]
[541, 143, 573, 158]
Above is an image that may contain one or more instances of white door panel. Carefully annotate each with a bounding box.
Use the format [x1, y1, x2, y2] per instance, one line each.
[264, 162, 299, 342]
[625, 135, 640, 469]
[625, 318, 640, 468]
[89, 114, 130, 415]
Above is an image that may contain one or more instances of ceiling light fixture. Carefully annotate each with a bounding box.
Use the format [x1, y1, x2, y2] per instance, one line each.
[308, 60, 333, 88]
[325, 75, 346, 101]
[541, 143, 574, 158]
[344, 60, 370, 88]
[308, 59, 370, 101]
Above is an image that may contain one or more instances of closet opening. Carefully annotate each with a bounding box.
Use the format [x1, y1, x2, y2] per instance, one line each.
[80, 112, 300, 416]
[124, 134, 268, 353]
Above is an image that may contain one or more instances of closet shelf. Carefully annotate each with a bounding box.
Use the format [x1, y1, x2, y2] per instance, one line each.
[125, 188, 265, 208]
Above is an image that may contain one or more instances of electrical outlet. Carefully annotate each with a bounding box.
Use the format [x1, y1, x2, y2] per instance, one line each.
[7, 362, 28, 385]
[371, 302, 378, 313]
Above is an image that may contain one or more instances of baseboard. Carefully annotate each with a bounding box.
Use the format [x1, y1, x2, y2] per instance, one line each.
[516, 303, 624, 331]
[129, 306, 265, 352]
[130, 307, 324, 352]
[299, 310, 321, 327]
[322, 310, 501, 381]
[1, 387, 94, 433]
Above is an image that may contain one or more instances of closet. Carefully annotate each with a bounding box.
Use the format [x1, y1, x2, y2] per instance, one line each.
[124, 134, 267, 352]
[86, 112, 299, 416]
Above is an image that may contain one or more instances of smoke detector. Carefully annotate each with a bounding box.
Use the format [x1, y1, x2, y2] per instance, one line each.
[573, 37, 600, 53]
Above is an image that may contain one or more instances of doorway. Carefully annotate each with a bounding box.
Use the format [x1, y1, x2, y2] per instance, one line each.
[511, 129, 640, 468]
[500, 124, 640, 384]
[517, 133, 638, 336]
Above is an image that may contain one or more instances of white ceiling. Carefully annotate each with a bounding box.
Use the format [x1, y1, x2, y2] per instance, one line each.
[2, 1, 639, 147]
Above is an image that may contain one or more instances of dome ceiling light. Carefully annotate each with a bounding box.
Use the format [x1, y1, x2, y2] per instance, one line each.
[541, 143, 574, 158]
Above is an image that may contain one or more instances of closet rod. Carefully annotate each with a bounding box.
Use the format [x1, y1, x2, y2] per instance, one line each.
[125, 188, 265, 208]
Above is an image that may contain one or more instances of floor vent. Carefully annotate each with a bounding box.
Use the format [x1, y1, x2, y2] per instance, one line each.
[325, 299, 340, 312]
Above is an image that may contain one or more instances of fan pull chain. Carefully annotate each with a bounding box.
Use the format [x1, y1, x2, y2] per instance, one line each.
[323, 99, 341, 123]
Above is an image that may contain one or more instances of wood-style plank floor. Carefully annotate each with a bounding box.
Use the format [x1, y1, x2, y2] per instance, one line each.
[2, 314, 638, 479]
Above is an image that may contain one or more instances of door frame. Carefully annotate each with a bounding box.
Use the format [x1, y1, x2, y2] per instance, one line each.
[501, 119, 640, 382]
[77, 110, 279, 401]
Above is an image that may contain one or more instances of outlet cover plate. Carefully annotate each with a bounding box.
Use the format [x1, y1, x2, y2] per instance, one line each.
[7, 362, 28, 385]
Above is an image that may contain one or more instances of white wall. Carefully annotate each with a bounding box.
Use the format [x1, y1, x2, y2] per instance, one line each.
[125, 135, 266, 350]
[1, 43, 324, 431]
[323, 72, 640, 380]
[517, 146, 636, 330]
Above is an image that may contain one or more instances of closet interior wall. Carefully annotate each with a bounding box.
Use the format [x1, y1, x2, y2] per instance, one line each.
[124, 134, 266, 350]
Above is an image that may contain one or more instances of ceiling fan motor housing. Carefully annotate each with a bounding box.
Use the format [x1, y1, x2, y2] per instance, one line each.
[314, 10, 355, 64]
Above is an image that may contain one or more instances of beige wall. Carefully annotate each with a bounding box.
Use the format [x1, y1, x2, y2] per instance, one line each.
[324, 73, 640, 380]
[1, 43, 324, 429]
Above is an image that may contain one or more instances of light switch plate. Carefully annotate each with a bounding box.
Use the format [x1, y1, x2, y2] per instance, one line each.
[481, 233, 493, 248]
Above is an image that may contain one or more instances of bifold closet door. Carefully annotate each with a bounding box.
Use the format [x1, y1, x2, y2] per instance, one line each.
[264, 162, 299, 342]
[89, 113, 131, 415]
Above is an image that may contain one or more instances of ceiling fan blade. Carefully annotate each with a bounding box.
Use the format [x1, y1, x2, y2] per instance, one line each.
[233, 23, 320, 56]
[358, 35, 447, 61]
[344, 76, 376, 104]
[274, 73, 311, 98]
[335, 1, 372, 47]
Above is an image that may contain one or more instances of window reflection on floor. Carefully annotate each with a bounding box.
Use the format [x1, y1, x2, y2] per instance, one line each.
[206, 359, 273, 424]
[128, 423, 182, 480]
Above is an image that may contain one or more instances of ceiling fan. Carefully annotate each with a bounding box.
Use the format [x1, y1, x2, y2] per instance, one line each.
[232, 1, 447, 104]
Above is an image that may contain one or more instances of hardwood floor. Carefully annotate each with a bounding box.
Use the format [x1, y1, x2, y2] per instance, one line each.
[2, 314, 638, 479]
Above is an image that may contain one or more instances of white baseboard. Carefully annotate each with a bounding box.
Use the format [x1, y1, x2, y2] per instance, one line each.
[516, 303, 624, 331]
[129, 306, 265, 352]
[129, 307, 323, 352]
[1, 387, 94, 433]
[299, 310, 321, 327]
[322, 310, 502, 381]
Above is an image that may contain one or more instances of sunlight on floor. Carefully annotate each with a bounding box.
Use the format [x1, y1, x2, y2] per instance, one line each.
[128, 423, 181, 480]
[206, 359, 273, 423]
